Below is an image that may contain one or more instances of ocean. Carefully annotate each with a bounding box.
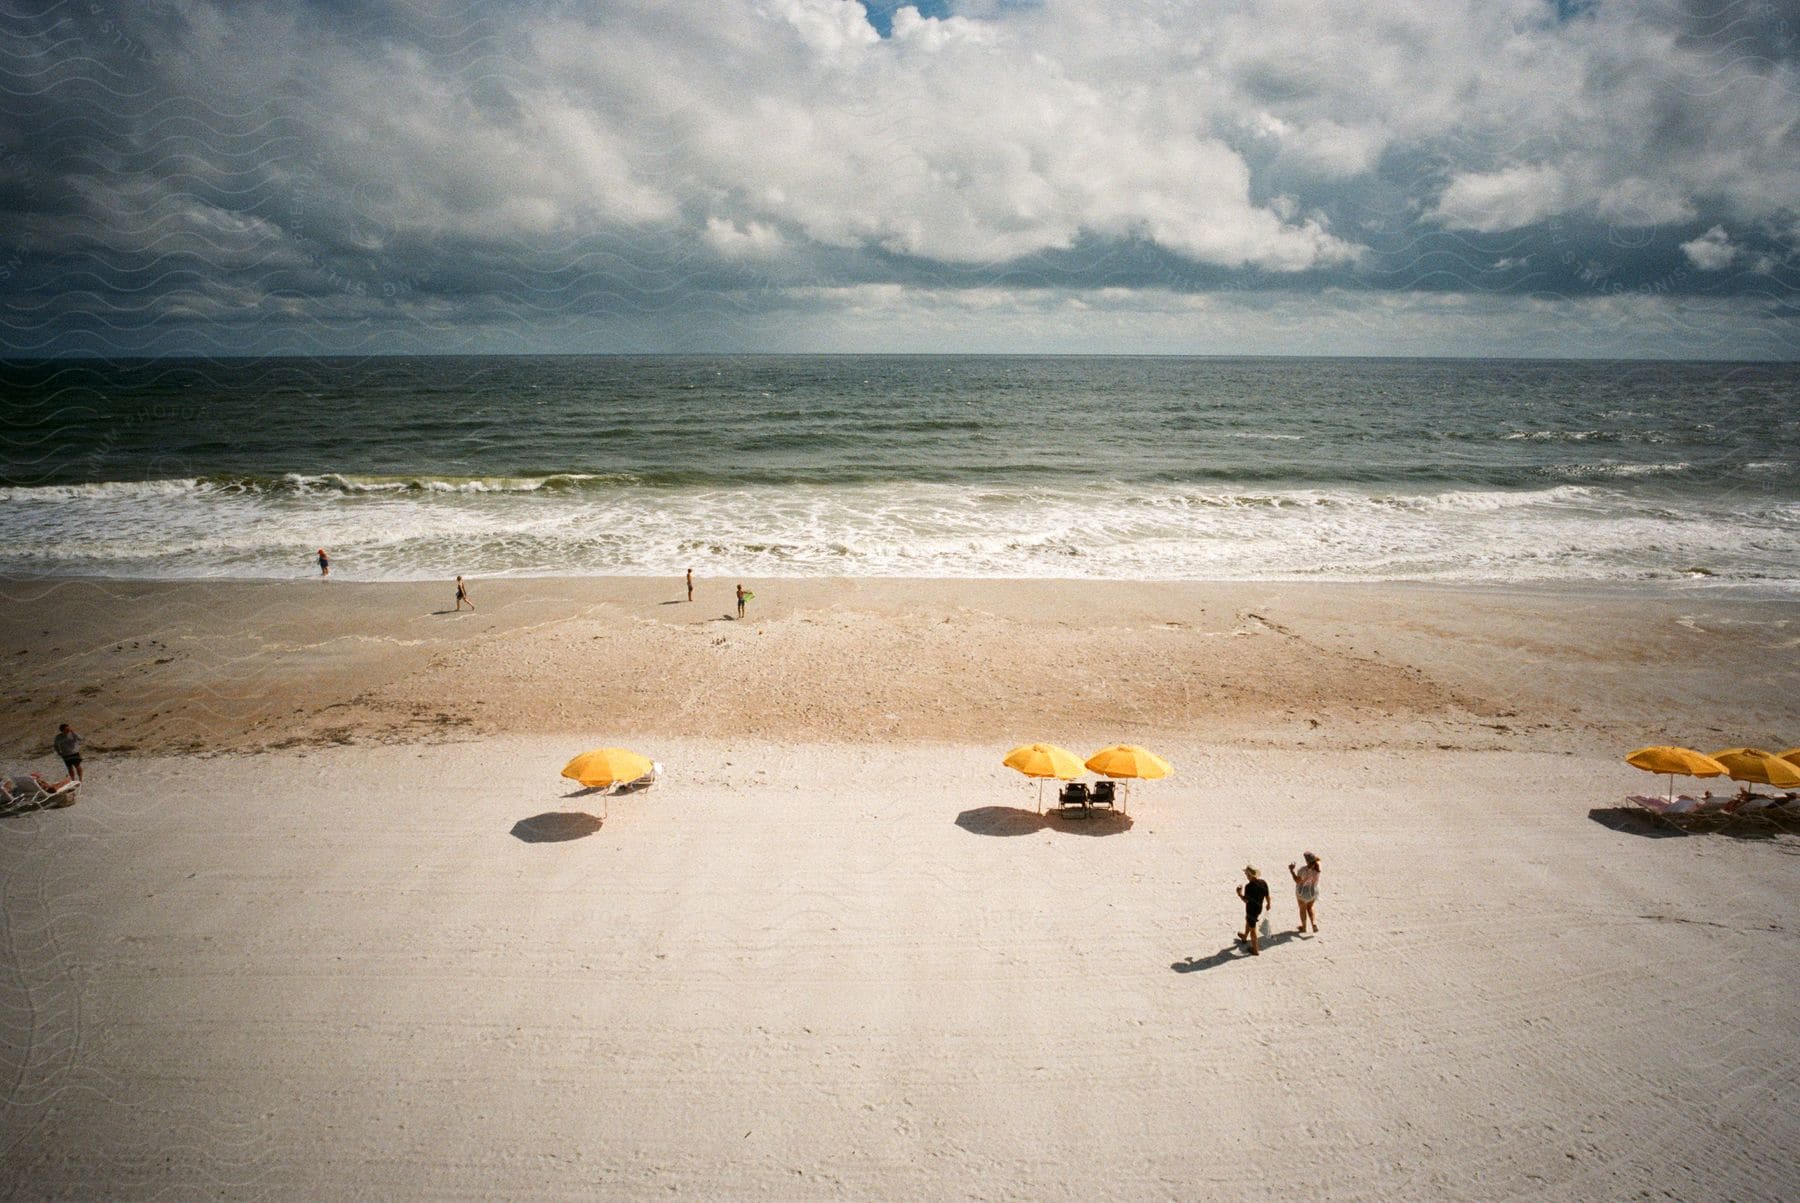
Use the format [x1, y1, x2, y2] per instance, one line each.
[2, 355, 1796, 587]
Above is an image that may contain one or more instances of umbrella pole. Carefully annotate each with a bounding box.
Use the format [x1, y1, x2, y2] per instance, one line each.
[1037, 779, 1044, 815]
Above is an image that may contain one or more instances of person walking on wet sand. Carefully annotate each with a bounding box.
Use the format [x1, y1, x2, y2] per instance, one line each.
[317, 548, 330, 577]
[455, 575, 474, 611]
[1290, 852, 1321, 933]
[686, 568, 694, 602]
[735, 583, 746, 619]
[1236, 865, 1270, 955]
[54, 722, 83, 782]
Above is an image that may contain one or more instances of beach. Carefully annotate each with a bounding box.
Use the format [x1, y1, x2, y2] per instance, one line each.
[2, 575, 1796, 1199]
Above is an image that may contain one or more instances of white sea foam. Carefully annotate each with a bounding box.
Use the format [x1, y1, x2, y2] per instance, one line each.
[0, 479, 211, 501]
[1545, 462, 1693, 480]
[1, 477, 1795, 586]
[282, 472, 608, 494]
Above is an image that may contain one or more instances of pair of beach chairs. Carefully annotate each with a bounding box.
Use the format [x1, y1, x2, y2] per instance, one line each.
[0, 772, 79, 812]
[1057, 780, 1117, 819]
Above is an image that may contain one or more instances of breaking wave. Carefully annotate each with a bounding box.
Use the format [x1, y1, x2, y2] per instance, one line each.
[0, 477, 1793, 586]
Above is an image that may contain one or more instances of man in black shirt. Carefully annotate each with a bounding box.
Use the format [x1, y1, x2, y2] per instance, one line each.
[1236, 866, 1270, 955]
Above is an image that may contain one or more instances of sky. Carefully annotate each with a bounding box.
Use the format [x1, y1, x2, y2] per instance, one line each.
[1, 0, 1796, 359]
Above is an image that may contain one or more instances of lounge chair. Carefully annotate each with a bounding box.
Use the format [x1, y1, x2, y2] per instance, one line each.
[1089, 780, 1117, 810]
[1058, 781, 1091, 818]
[1625, 793, 1738, 827]
[611, 760, 662, 795]
[0, 772, 79, 811]
[1724, 793, 1800, 822]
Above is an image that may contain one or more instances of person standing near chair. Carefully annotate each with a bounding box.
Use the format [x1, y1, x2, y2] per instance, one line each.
[1289, 851, 1321, 933]
[54, 722, 83, 782]
[455, 575, 474, 611]
[1236, 865, 1269, 955]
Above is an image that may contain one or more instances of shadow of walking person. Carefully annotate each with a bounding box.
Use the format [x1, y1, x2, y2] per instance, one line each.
[1171, 946, 1243, 973]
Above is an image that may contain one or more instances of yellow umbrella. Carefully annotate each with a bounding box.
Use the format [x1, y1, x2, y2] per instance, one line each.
[1086, 744, 1173, 779]
[562, 747, 655, 789]
[1003, 743, 1084, 813]
[1775, 748, 1800, 768]
[1624, 745, 1728, 801]
[1710, 747, 1800, 791]
[1084, 744, 1174, 815]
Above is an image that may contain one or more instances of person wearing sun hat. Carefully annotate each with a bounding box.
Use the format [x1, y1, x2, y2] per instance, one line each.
[1289, 851, 1321, 934]
[1235, 865, 1270, 955]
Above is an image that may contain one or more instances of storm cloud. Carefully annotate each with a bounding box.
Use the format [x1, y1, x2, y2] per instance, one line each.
[1, 0, 1795, 356]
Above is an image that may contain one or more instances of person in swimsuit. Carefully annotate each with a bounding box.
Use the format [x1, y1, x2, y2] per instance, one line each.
[317, 548, 330, 576]
[735, 583, 745, 619]
[1289, 851, 1321, 933]
[1236, 865, 1270, 955]
[455, 575, 474, 611]
[686, 568, 694, 602]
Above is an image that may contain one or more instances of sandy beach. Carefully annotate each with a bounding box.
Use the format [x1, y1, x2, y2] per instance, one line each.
[2, 576, 1797, 1199]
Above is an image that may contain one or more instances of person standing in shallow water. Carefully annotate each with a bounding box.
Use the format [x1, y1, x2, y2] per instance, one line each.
[735, 583, 746, 619]
[317, 548, 330, 577]
[1236, 865, 1270, 955]
[1290, 852, 1321, 933]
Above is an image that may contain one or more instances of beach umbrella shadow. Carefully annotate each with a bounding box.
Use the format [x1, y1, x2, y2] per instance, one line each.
[954, 806, 1049, 836]
[1588, 804, 1791, 843]
[954, 805, 1136, 837]
[512, 811, 603, 842]
[1587, 805, 1690, 839]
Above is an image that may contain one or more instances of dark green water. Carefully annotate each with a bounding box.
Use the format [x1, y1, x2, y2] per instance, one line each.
[2, 355, 1796, 582]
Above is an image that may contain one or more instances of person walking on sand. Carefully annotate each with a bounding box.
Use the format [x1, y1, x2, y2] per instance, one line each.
[686, 568, 694, 602]
[1290, 851, 1321, 933]
[54, 722, 83, 782]
[317, 548, 330, 577]
[454, 575, 474, 611]
[735, 583, 746, 619]
[1236, 865, 1270, 955]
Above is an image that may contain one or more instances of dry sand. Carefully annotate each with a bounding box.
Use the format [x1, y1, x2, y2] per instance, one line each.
[1, 576, 1797, 1199]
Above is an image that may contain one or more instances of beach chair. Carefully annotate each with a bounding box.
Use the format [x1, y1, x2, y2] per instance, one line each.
[611, 761, 661, 795]
[1723, 793, 1799, 825]
[1089, 780, 1117, 811]
[1624, 792, 1729, 825]
[0, 773, 79, 811]
[1058, 781, 1091, 818]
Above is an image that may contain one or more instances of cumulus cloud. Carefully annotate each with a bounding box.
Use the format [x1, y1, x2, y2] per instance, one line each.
[1681, 225, 1738, 271]
[1433, 165, 1570, 234]
[0, 0, 1795, 356]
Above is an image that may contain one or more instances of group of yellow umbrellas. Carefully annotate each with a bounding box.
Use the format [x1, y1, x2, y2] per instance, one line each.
[1625, 745, 1800, 800]
[559, 743, 1170, 821]
[1003, 742, 1172, 814]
